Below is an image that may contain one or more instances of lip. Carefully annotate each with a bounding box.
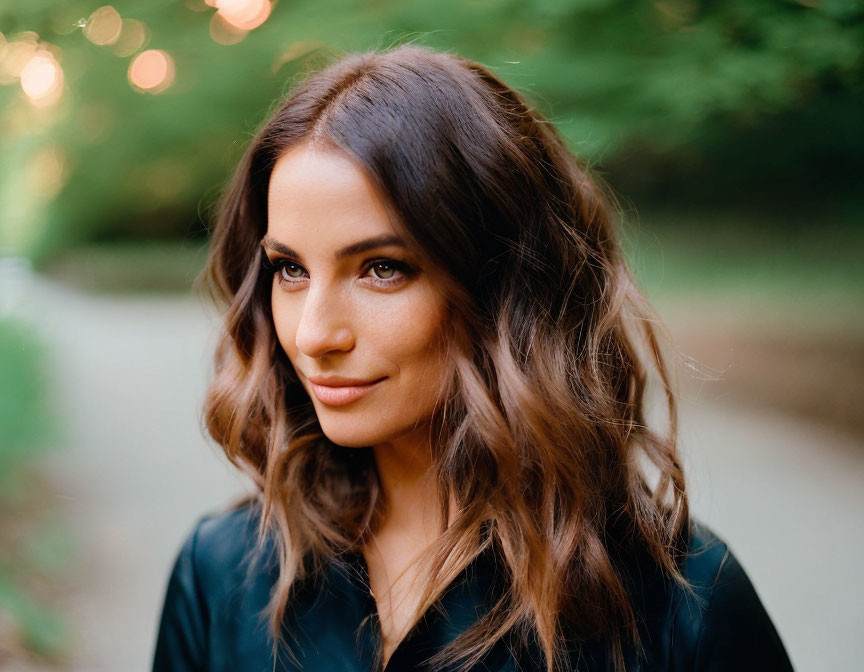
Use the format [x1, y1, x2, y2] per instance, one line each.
[306, 375, 387, 407]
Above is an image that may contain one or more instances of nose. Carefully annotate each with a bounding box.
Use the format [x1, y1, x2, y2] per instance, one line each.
[294, 284, 355, 358]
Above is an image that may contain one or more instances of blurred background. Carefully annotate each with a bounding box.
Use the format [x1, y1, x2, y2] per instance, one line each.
[1, 1, 862, 670]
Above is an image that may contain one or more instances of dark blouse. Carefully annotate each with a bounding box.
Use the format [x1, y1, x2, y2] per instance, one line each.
[151, 502, 794, 671]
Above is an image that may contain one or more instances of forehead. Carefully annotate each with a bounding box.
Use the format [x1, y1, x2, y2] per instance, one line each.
[266, 143, 397, 241]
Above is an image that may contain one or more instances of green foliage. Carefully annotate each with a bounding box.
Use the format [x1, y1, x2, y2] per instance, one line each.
[621, 204, 864, 302]
[0, 0, 861, 257]
[0, 540, 70, 658]
[0, 318, 55, 481]
[43, 238, 209, 293]
[0, 317, 67, 660]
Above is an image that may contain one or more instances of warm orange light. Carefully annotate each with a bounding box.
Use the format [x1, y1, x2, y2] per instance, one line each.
[0, 37, 38, 85]
[20, 50, 64, 106]
[84, 6, 123, 46]
[215, 0, 271, 31]
[209, 13, 247, 45]
[9, 30, 39, 45]
[29, 146, 67, 198]
[111, 19, 150, 57]
[20, 52, 58, 97]
[128, 49, 175, 94]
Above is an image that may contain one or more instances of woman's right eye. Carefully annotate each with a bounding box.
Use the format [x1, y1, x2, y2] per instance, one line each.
[275, 260, 307, 284]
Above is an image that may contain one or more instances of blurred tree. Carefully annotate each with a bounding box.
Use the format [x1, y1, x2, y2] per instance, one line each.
[0, 0, 861, 258]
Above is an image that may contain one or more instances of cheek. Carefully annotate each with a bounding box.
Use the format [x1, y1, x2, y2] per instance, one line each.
[271, 292, 299, 359]
[269, 283, 450, 407]
[381, 299, 450, 405]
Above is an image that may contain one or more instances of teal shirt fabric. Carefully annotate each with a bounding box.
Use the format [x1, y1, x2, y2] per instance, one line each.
[152, 502, 794, 671]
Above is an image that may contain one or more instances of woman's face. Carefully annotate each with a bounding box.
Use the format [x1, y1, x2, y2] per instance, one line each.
[264, 142, 451, 450]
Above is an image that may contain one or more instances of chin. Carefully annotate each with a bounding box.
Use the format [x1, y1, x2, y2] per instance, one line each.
[317, 409, 430, 449]
[317, 415, 389, 448]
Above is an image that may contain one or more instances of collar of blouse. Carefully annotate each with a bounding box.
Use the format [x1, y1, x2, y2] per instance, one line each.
[278, 542, 514, 672]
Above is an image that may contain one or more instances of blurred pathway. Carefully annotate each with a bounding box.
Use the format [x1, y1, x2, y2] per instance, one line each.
[8, 274, 248, 672]
[7, 274, 864, 671]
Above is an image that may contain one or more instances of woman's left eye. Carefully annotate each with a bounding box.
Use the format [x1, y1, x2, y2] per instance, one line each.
[362, 259, 415, 285]
[367, 261, 401, 280]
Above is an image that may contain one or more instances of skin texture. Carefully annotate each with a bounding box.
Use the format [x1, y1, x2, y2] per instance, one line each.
[264, 142, 453, 664]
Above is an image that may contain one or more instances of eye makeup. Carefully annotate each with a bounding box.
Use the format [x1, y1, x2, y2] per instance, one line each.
[259, 245, 418, 289]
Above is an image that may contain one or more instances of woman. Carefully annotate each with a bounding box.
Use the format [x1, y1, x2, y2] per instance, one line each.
[152, 45, 794, 671]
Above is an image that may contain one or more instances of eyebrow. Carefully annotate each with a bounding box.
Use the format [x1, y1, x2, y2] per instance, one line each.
[260, 234, 407, 262]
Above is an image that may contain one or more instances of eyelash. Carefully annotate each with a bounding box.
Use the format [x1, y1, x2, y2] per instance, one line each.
[261, 254, 416, 290]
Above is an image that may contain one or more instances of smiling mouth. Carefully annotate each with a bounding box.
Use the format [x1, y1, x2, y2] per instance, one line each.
[308, 377, 387, 406]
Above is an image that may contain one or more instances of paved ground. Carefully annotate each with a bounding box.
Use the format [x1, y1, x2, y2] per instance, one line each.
[6, 274, 864, 671]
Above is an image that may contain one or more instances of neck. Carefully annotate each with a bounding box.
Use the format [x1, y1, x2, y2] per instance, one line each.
[372, 426, 443, 535]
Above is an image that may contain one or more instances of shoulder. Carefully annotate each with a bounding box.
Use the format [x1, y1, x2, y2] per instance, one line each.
[188, 499, 264, 571]
[163, 497, 277, 620]
[152, 498, 275, 671]
[678, 517, 734, 604]
[178, 497, 273, 605]
[669, 518, 794, 671]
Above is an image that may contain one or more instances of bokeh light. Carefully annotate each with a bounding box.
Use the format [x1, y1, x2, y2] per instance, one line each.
[20, 50, 64, 106]
[209, 13, 248, 45]
[0, 33, 38, 85]
[28, 145, 68, 199]
[214, 0, 272, 32]
[111, 19, 151, 58]
[84, 6, 123, 46]
[128, 49, 175, 94]
[8, 30, 39, 46]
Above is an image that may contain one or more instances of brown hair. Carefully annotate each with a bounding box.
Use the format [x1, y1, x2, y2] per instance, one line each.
[200, 44, 690, 672]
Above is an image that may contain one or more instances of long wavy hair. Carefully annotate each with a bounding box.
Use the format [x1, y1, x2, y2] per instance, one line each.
[200, 44, 690, 672]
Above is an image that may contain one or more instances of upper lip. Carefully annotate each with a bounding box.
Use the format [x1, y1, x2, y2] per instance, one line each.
[306, 375, 385, 387]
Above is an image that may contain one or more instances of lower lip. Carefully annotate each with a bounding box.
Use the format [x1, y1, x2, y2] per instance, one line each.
[309, 378, 386, 406]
